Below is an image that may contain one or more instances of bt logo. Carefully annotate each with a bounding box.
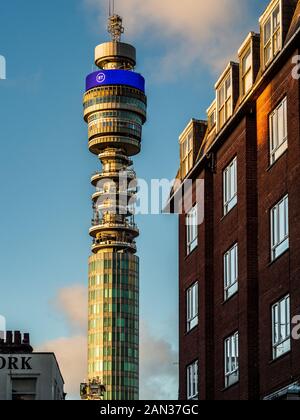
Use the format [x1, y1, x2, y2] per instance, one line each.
[96, 72, 106, 84]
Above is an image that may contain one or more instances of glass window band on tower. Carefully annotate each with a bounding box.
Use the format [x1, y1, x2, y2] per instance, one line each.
[88, 252, 139, 401]
[83, 85, 147, 157]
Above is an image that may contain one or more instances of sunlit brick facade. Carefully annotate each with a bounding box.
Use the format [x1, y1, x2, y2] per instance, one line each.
[169, 0, 300, 400]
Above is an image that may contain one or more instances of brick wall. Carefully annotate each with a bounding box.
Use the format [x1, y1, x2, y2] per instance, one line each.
[178, 43, 300, 401]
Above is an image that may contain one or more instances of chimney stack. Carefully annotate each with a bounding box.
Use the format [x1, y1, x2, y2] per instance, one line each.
[14, 331, 21, 345]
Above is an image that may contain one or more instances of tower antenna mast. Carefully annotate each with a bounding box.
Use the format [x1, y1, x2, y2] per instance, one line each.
[108, 0, 114, 17]
[108, 0, 124, 42]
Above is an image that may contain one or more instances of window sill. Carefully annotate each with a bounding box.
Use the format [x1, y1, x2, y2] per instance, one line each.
[185, 246, 198, 260]
[222, 290, 238, 305]
[266, 148, 288, 172]
[222, 380, 239, 392]
[269, 350, 291, 365]
[187, 396, 199, 401]
[263, 49, 281, 72]
[267, 248, 289, 267]
[185, 325, 198, 336]
[221, 204, 237, 222]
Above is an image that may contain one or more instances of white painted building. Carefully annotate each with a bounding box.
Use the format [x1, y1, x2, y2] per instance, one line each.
[0, 332, 65, 400]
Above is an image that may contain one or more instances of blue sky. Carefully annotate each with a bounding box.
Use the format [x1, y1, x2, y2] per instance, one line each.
[0, 0, 270, 399]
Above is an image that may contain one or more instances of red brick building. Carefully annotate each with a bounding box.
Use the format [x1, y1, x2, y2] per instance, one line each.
[168, 0, 300, 400]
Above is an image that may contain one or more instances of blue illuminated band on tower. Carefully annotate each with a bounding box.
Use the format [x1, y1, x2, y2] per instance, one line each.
[86, 69, 145, 93]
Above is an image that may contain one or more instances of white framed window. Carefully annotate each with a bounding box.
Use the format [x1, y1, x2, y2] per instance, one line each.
[186, 205, 198, 255]
[271, 195, 289, 261]
[187, 360, 198, 400]
[272, 295, 291, 359]
[241, 46, 252, 96]
[223, 157, 237, 215]
[224, 332, 239, 388]
[187, 282, 198, 332]
[181, 131, 193, 178]
[270, 97, 288, 164]
[11, 378, 37, 401]
[263, 3, 281, 67]
[217, 73, 232, 129]
[224, 243, 238, 300]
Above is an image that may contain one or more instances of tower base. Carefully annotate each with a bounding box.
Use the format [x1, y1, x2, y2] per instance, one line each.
[88, 251, 139, 400]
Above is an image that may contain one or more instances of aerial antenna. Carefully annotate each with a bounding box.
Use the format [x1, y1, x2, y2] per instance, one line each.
[108, 0, 115, 17]
[108, 0, 124, 42]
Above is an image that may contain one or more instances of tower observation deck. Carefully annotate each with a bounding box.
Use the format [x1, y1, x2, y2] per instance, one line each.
[82, 12, 147, 400]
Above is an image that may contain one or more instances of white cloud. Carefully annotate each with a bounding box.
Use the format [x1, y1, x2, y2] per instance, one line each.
[84, 0, 254, 78]
[37, 285, 88, 399]
[38, 335, 87, 400]
[38, 284, 178, 400]
[52, 285, 87, 333]
[140, 321, 178, 400]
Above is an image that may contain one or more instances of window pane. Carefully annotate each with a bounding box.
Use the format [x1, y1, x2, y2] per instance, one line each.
[271, 207, 278, 248]
[225, 77, 231, 99]
[219, 85, 225, 105]
[226, 99, 231, 120]
[223, 158, 237, 215]
[272, 295, 291, 359]
[274, 304, 279, 344]
[226, 339, 230, 373]
[264, 18, 271, 44]
[186, 205, 198, 255]
[224, 254, 229, 288]
[187, 361, 198, 399]
[230, 161, 236, 198]
[278, 199, 286, 241]
[224, 244, 238, 300]
[182, 141, 187, 159]
[187, 282, 199, 331]
[264, 43, 272, 65]
[12, 378, 37, 401]
[219, 107, 225, 128]
[218, 74, 232, 128]
[273, 29, 280, 54]
[270, 98, 288, 163]
[280, 299, 286, 339]
[243, 72, 252, 95]
[273, 6, 280, 30]
[230, 249, 236, 283]
[208, 110, 216, 129]
[188, 133, 193, 152]
[271, 111, 278, 150]
[242, 49, 252, 74]
[286, 296, 291, 336]
[283, 98, 287, 138]
[271, 195, 289, 260]
[277, 103, 284, 144]
[224, 333, 239, 387]
[284, 196, 289, 236]
[12, 379, 36, 393]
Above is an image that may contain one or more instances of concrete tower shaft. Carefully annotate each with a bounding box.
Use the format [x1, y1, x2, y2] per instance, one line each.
[83, 14, 146, 400]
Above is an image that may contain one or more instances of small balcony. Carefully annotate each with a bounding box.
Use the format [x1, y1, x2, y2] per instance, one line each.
[98, 150, 133, 166]
[91, 169, 136, 186]
[89, 220, 139, 238]
[91, 189, 137, 203]
[91, 239, 137, 254]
